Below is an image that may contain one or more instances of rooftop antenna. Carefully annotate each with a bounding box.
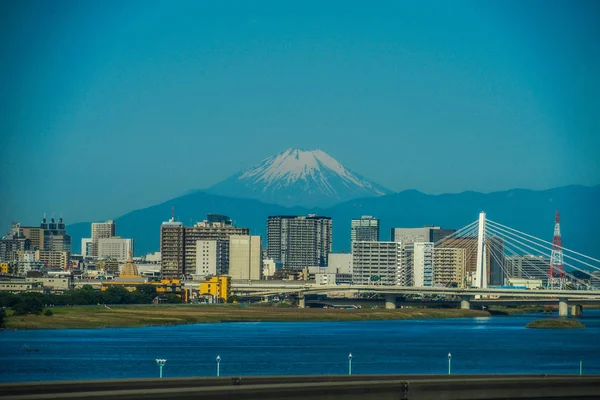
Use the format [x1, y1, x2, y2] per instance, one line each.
[172, 206, 175, 222]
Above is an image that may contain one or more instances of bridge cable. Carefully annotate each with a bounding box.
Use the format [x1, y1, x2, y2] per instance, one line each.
[487, 219, 600, 264]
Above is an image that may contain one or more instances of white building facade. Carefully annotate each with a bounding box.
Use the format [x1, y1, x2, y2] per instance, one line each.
[413, 242, 434, 287]
[229, 235, 261, 280]
[97, 237, 133, 261]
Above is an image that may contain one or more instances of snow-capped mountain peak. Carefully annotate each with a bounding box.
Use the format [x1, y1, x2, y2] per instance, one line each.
[208, 149, 391, 208]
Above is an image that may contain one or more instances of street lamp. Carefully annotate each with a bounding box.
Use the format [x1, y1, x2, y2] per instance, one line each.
[216, 355, 221, 377]
[448, 353, 452, 375]
[348, 353, 353, 376]
[156, 359, 167, 378]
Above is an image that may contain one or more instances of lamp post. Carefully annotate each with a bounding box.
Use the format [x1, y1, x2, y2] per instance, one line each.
[156, 359, 167, 378]
[348, 353, 353, 376]
[448, 353, 452, 375]
[216, 355, 221, 377]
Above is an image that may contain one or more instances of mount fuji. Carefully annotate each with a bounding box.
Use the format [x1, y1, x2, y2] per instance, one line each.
[207, 149, 392, 208]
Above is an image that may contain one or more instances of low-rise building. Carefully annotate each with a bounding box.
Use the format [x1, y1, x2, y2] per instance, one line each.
[0, 280, 44, 293]
[26, 277, 72, 291]
[199, 276, 230, 302]
[315, 272, 336, 285]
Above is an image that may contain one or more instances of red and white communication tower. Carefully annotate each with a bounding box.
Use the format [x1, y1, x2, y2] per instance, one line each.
[549, 210, 565, 289]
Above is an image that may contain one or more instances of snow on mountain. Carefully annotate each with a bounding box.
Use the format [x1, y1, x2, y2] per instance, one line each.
[207, 149, 392, 208]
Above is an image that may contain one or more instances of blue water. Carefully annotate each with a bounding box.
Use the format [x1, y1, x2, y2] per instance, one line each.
[1, 311, 599, 382]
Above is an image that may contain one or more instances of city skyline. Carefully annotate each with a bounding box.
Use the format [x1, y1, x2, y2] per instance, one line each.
[2, 1, 599, 231]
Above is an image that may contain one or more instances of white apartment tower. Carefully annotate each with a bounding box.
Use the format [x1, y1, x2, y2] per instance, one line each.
[352, 241, 410, 286]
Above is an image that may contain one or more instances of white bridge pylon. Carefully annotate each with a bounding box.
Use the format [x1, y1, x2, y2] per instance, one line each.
[473, 211, 487, 289]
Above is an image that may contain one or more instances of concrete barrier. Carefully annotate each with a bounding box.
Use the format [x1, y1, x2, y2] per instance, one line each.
[2, 375, 600, 399]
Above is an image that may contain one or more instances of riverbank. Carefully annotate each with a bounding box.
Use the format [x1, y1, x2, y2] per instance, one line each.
[3, 304, 491, 330]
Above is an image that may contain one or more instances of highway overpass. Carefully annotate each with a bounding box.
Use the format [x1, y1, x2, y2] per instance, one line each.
[231, 281, 600, 316]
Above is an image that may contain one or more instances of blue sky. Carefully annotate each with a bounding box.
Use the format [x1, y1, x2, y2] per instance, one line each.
[1, 0, 599, 229]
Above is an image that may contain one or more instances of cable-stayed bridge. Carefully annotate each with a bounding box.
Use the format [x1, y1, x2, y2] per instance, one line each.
[231, 211, 600, 317]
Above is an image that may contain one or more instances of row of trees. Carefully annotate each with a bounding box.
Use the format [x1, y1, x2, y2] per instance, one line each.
[0, 285, 181, 316]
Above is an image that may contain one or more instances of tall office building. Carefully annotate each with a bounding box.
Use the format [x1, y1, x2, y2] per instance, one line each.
[433, 247, 466, 287]
[97, 237, 134, 261]
[229, 235, 261, 280]
[267, 215, 332, 269]
[160, 214, 249, 279]
[91, 220, 116, 257]
[391, 226, 455, 244]
[351, 216, 380, 243]
[41, 216, 71, 254]
[352, 241, 410, 286]
[413, 242, 434, 287]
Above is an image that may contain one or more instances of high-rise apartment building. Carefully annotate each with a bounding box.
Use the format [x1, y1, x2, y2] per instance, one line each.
[160, 218, 185, 278]
[439, 236, 504, 287]
[160, 214, 249, 279]
[351, 216, 380, 243]
[229, 235, 261, 280]
[91, 220, 116, 257]
[433, 247, 466, 287]
[352, 241, 410, 286]
[413, 242, 434, 287]
[267, 215, 332, 269]
[97, 237, 134, 261]
[391, 226, 455, 244]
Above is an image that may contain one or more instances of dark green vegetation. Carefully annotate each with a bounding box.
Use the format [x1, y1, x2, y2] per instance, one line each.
[487, 306, 551, 315]
[526, 319, 585, 329]
[0, 284, 182, 311]
[0, 285, 184, 320]
[3, 304, 490, 330]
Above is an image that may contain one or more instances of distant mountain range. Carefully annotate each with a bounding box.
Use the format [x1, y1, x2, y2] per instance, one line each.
[206, 148, 391, 208]
[68, 184, 600, 259]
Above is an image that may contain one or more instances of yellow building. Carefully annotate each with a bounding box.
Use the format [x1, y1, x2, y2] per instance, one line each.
[0, 263, 9, 274]
[199, 276, 230, 302]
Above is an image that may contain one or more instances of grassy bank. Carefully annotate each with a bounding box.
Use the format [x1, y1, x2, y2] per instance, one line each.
[487, 306, 553, 315]
[526, 319, 585, 329]
[3, 305, 490, 330]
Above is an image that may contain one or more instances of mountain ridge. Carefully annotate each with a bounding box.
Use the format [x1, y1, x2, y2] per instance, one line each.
[68, 184, 600, 260]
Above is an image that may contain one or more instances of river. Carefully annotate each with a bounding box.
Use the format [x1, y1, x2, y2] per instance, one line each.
[1, 311, 599, 382]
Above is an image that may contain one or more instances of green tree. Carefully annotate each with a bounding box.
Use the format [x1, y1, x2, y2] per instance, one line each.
[12, 297, 44, 316]
[0, 309, 5, 328]
[43, 309, 53, 316]
[166, 294, 182, 304]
